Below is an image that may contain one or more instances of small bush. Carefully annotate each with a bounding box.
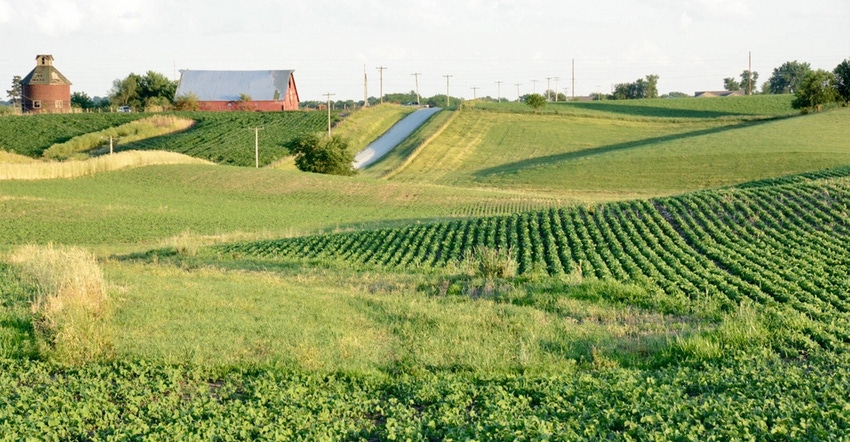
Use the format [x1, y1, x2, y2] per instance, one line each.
[9, 244, 112, 364]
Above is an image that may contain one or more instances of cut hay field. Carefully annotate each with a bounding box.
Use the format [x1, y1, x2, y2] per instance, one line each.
[2, 98, 850, 439]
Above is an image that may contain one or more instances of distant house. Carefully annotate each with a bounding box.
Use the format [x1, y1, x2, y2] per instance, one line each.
[175, 70, 300, 111]
[694, 90, 745, 98]
[20, 55, 72, 114]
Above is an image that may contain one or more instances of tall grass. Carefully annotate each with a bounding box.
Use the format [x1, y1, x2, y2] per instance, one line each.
[42, 115, 195, 160]
[0, 150, 212, 180]
[8, 244, 112, 364]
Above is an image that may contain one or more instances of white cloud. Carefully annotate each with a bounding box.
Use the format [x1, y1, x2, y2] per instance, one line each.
[27, 0, 85, 36]
[696, 0, 751, 17]
[680, 11, 694, 29]
[0, 1, 11, 24]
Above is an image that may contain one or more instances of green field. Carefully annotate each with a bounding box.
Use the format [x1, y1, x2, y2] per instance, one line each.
[2, 97, 850, 439]
[390, 102, 850, 199]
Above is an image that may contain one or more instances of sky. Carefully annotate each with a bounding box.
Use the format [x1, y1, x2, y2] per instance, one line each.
[1, 0, 848, 102]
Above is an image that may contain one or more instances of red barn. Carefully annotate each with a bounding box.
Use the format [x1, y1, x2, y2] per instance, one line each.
[20, 55, 72, 114]
[175, 69, 300, 111]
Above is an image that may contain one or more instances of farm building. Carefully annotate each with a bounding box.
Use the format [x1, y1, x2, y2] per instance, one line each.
[20, 55, 72, 114]
[694, 90, 745, 98]
[175, 70, 300, 111]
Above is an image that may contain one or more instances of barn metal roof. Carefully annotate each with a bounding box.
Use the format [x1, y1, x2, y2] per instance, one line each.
[175, 70, 294, 101]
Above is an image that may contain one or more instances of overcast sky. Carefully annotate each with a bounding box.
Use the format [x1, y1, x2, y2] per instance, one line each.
[1, 0, 848, 102]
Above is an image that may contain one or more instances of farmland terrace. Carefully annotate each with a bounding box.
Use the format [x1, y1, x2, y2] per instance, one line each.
[1, 97, 850, 439]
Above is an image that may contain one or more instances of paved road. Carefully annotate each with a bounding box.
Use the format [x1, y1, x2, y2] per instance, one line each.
[353, 107, 442, 170]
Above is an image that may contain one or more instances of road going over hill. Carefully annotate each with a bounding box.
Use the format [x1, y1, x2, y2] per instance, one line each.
[353, 107, 442, 169]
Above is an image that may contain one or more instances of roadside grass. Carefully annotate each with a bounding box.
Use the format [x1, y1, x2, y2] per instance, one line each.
[391, 105, 850, 198]
[328, 104, 417, 153]
[0, 150, 211, 180]
[0, 164, 567, 248]
[360, 109, 456, 179]
[42, 115, 195, 160]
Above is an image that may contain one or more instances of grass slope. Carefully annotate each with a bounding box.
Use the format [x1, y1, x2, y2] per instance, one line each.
[391, 104, 850, 199]
[331, 103, 417, 153]
[472, 93, 796, 119]
[0, 164, 566, 248]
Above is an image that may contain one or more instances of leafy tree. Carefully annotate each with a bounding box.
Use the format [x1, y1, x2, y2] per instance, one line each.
[723, 77, 741, 92]
[644, 75, 659, 98]
[525, 93, 547, 111]
[792, 69, 838, 111]
[70, 91, 95, 110]
[6, 75, 22, 108]
[740, 70, 759, 95]
[834, 58, 850, 103]
[723, 71, 759, 94]
[611, 75, 658, 100]
[767, 61, 812, 94]
[173, 93, 200, 111]
[289, 133, 356, 176]
[109, 73, 142, 109]
[138, 71, 177, 103]
[109, 71, 177, 110]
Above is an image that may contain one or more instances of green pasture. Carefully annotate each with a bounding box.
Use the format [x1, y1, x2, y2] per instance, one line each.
[0, 164, 565, 248]
[391, 105, 850, 198]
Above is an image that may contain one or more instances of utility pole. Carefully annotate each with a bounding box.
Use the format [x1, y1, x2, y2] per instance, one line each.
[323, 92, 335, 135]
[471, 86, 479, 100]
[249, 127, 264, 168]
[531, 79, 538, 94]
[411, 72, 421, 105]
[571, 59, 575, 100]
[515, 83, 522, 101]
[376, 66, 387, 104]
[443, 74, 452, 107]
[496, 81, 503, 102]
[546, 77, 552, 101]
[101, 135, 118, 154]
[363, 65, 368, 107]
[747, 51, 753, 96]
[554, 77, 560, 102]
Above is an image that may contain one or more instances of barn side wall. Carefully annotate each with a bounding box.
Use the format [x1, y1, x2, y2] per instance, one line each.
[22, 84, 71, 114]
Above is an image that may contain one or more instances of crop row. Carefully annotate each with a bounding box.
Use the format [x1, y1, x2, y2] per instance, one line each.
[2, 353, 848, 440]
[216, 174, 850, 352]
[0, 113, 143, 157]
[121, 111, 331, 166]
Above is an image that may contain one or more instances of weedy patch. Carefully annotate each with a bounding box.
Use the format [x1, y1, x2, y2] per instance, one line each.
[8, 244, 112, 364]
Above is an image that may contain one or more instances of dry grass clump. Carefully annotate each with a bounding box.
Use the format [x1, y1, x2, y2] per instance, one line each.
[464, 246, 518, 279]
[0, 150, 212, 180]
[8, 244, 112, 364]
